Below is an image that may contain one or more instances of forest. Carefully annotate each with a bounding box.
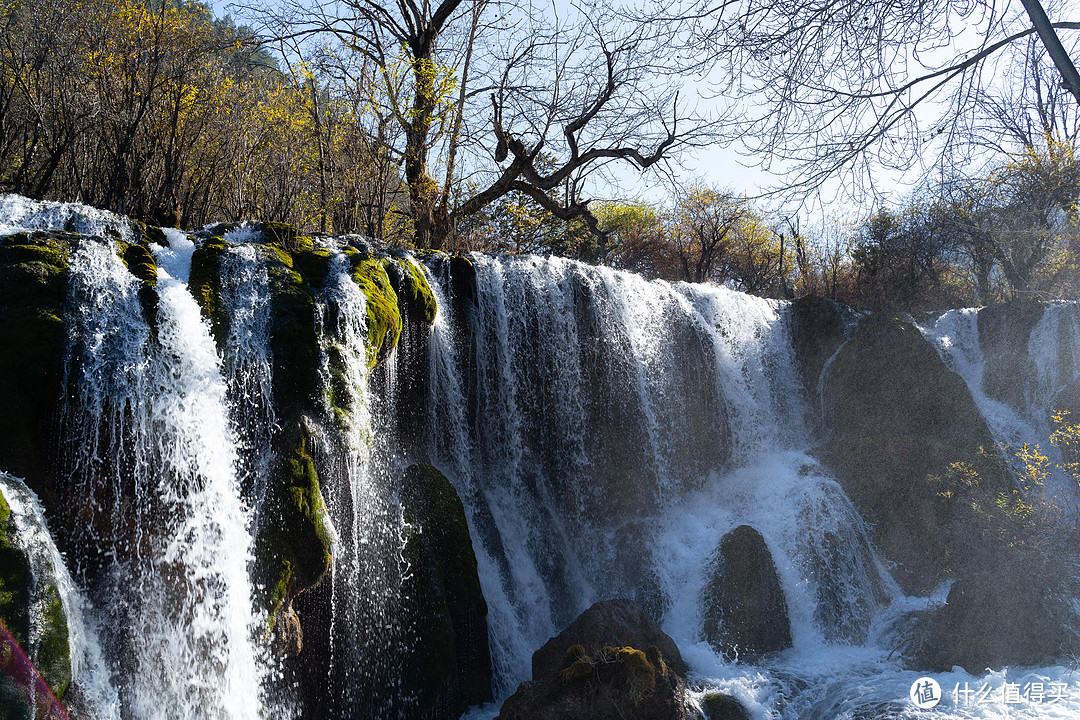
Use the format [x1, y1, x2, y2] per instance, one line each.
[4, 0, 1080, 310]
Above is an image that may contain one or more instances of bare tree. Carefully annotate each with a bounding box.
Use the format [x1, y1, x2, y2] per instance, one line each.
[248, 0, 714, 248]
[651, 0, 1080, 203]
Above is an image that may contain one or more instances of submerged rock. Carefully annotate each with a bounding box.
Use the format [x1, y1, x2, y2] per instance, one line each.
[498, 599, 693, 720]
[702, 525, 791, 661]
[399, 464, 492, 718]
[701, 692, 752, 720]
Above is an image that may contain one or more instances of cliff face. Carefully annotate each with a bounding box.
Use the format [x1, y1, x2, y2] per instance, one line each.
[1, 199, 1079, 718]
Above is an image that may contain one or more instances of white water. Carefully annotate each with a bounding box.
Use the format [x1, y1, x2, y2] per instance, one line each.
[5, 196, 1080, 718]
[0, 194, 133, 240]
[316, 253, 410, 715]
[61, 234, 264, 719]
[218, 243, 277, 529]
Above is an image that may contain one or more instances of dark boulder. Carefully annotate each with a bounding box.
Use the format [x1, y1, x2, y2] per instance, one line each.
[913, 569, 1080, 673]
[497, 644, 693, 720]
[399, 464, 492, 718]
[496, 599, 693, 720]
[702, 525, 791, 661]
[0, 232, 70, 501]
[701, 692, 752, 720]
[532, 598, 687, 681]
[0, 474, 72, 701]
[787, 296, 852, 405]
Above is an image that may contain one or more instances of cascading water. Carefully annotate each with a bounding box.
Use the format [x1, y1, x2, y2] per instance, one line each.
[921, 305, 1080, 508]
[0, 472, 119, 719]
[315, 252, 410, 716]
[218, 241, 277, 528]
[59, 233, 264, 719]
[424, 255, 1080, 719]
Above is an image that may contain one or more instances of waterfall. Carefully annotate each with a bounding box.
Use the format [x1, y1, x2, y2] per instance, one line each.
[4, 194, 1080, 720]
[61, 235, 263, 719]
[218, 242, 277, 529]
[424, 255, 894, 706]
[0, 472, 119, 719]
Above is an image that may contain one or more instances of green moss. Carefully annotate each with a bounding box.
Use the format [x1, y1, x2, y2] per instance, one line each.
[119, 243, 157, 287]
[349, 257, 402, 367]
[260, 222, 313, 253]
[0, 482, 70, 698]
[292, 248, 336, 290]
[34, 584, 70, 697]
[702, 693, 751, 720]
[256, 423, 332, 636]
[264, 256, 320, 415]
[128, 218, 166, 247]
[0, 233, 70, 485]
[188, 236, 230, 344]
[384, 258, 437, 326]
[399, 464, 492, 714]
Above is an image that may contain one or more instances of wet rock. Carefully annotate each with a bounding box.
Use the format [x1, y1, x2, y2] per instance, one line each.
[787, 296, 851, 403]
[399, 464, 492, 718]
[497, 599, 693, 719]
[702, 525, 791, 661]
[499, 643, 692, 720]
[977, 300, 1045, 412]
[0, 474, 72, 700]
[0, 231, 70, 510]
[701, 692, 752, 720]
[913, 571, 1080, 673]
[813, 315, 1010, 593]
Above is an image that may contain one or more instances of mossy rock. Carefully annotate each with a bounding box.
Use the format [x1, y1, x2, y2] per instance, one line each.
[255, 421, 333, 648]
[127, 218, 167, 246]
[188, 236, 230, 344]
[383, 257, 437, 326]
[531, 598, 688, 682]
[291, 248, 337, 291]
[0, 232, 70, 487]
[118, 243, 157, 288]
[0, 476, 71, 698]
[263, 251, 321, 416]
[497, 641, 690, 720]
[348, 256, 402, 367]
[701, 693, 752, 720]
[400, 464, 492, 718]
